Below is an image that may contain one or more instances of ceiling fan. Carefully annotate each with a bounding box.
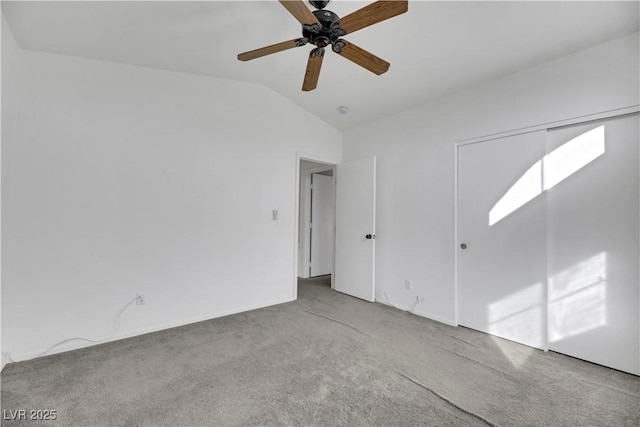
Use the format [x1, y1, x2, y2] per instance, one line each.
[237, 0, 408, 91]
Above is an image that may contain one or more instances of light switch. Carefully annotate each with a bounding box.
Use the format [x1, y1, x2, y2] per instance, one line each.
[272, 209, 278, 221]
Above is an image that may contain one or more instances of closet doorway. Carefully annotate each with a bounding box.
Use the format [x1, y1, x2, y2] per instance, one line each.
[456, 112, 639, 375]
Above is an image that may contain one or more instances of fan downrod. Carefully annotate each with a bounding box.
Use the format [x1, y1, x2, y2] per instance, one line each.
[308, 1, 330, 10]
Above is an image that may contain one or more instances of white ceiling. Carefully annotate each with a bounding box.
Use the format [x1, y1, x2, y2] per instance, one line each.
[3, 1, 638, 130]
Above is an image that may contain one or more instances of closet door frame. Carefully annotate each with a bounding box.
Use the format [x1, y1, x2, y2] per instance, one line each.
[454, 105, 639, 372]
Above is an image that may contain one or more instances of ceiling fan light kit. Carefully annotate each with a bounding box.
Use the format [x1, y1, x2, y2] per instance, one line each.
[238, 0, 408, 91]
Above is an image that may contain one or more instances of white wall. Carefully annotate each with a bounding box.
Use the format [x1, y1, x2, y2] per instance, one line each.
[1, 14, 23, 370]
[1, 39, 341, 361]
[343, 33, 639, 325]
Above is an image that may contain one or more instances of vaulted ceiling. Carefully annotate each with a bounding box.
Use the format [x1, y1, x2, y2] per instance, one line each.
[3, 1, 638, 130]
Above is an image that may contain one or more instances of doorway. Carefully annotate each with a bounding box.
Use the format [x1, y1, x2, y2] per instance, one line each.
[294, 155, 377, 302]
[298, 159, 336, 287]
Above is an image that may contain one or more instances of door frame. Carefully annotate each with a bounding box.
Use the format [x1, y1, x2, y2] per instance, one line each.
[454, 105, 639, 343]
[294, 153, 337, 299]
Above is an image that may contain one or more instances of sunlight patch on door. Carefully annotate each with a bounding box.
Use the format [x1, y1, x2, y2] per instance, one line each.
[487, 283, 544, 367]
[489, 126, 605, 226]
[544, 126, 605, 190]
[548, 252, 607, 342]
[489, 160, 542, 227]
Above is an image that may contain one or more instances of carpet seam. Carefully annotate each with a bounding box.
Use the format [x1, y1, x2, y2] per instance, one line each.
[298, 306, 372, 338]
[395, 370, 498, 427]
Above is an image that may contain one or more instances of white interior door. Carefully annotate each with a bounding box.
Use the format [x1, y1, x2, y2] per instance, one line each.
[309, 173, 334, 277]
[334, 157, 376, 302]
[547, 114, 639, 375]
[457, 131, 547, 349]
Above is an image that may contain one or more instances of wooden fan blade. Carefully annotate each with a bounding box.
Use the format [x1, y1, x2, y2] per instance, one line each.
[238, 38, 308, 61]
[302, 48, 325, 91]
[339, 0, 408, 35]
[279, 0, 321, 26]
[335, 40, 390, 75]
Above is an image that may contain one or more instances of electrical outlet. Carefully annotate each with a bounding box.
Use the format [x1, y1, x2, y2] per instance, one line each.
[136, 294, 145, 305]
[405, 280, 412, 290]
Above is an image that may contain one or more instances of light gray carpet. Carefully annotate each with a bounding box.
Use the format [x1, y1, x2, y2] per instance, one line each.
[2, 276, 639, 426]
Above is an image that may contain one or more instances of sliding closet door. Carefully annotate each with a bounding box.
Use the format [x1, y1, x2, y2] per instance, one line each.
[547, 114, 639, 375]
[457, 131, 547, 349]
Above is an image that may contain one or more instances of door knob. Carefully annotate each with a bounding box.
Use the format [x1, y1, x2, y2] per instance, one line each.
[366, 234, 375, 239]
[460, 243, 467, 249]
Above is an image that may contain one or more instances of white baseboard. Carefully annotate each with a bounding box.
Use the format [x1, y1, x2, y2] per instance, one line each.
[375, 298, 458, 327]
[7, 296, 295, 364]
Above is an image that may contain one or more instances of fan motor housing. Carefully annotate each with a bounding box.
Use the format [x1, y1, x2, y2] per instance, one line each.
[302, 10, 345, 48]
